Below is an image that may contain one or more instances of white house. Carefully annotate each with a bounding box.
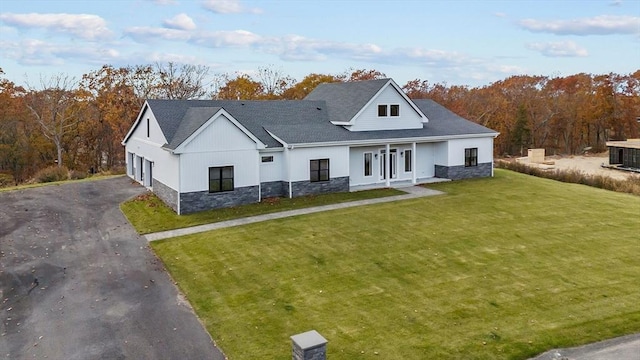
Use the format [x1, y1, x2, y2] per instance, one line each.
[122, 78, 498, 214]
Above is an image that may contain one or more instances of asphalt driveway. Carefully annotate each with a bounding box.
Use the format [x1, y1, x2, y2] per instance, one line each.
[0, 176, 224, 359]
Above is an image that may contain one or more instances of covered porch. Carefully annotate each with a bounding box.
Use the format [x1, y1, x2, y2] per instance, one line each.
[348, 140, 447, 189]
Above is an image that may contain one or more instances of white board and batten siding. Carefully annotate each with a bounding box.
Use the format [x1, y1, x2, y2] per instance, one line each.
[439, 137, 494, 166]
[125, 108, 179, 190]
[349, 85, 423, 131]
[259, 151, 285, 183]
[349, 146, 379, 186]
[288, 146, 349, 182]
[178, 113, 260, 193]
[415, 143, 436, 179]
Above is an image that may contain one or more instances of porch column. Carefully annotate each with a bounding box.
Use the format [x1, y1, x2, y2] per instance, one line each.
[385, 143, 390, 187]
[412, 142, 417, 184]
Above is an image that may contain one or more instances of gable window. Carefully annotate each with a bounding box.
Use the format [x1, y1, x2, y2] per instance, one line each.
[310, 159, 329, 182]
[146, 118, 150, 137]
[364, 152, 373, 176]
[378, 105, 387, 117]
[465, 148, 478, 167]
[261, 155, 274, 163]
[209, 166, 234, 192]
[404, 149, 412, 172]
[390, 105, 400, 117]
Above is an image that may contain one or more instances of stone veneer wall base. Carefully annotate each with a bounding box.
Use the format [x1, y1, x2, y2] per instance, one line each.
[290, 176, 349, 197]
[180, 185, 259, 214]
[435, 162, 492, 180]
[152, 178, 179, 213]
[260, 181, 287, 198]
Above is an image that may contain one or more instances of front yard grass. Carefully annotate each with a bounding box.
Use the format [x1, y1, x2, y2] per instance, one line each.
[121, 188, 404, 234]
[150, 169, 640, 359]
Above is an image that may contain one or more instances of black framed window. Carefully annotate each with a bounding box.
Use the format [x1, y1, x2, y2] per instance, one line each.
[310, 159, 329, 182]
[146, 118, 150, 137]
[390, 104, 400, 117]
[465, 148, 478, 167]
[378, 105, 387, 117]
[364, 152, 372, 176]
[209, 166, 234, 192]
[404, 149, 412, 172]
[261, 156, 274, 163]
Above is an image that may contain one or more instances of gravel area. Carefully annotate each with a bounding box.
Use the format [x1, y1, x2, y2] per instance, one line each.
[518, 153, 638, 181]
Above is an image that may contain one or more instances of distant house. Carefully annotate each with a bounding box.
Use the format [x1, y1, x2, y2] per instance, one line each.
[607, 139, 640, 171]
[122, 78, 498, 214]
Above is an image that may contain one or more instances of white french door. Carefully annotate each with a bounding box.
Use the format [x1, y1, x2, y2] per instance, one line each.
[379, 149, 397, 180]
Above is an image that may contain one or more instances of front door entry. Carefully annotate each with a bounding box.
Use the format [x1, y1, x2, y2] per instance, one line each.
[380, 149, 397, 180]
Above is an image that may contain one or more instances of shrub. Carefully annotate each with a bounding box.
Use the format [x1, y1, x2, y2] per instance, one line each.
[496, 160, 640, 196]
[35, 166, 69, 183]
[69, 169, 88, 180]
[0, 173, 14, 187]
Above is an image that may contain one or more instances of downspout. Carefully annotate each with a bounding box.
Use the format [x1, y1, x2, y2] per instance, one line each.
[257, 152, 262, 202]
[177, 154, 181, 215]
[287, 146, 293, 198]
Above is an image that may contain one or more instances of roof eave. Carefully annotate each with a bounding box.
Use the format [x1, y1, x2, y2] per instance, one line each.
[285, 132, 500, 148]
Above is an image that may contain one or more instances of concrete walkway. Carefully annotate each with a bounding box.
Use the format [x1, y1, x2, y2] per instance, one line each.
[145, 186, 442, 241]
[529, 333, 640, 360]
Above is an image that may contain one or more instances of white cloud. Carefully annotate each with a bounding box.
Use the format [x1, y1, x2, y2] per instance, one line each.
[125, 26, 191, 42]
[163, 13, 196, 30]
[194, 29, 261, 47]
[518, 15, 640, 35]
[0, 13, 112, 40]
[526, 41, 589, 57]
[0, 38, 120, 66]
[609, 0, 623, 6]
[149, 0, 178, 4]
[202, 0, 262, 14]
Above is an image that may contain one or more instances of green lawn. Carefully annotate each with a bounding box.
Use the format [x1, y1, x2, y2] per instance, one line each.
[121, 188, 404, 234]
[150, 170, 640, 359]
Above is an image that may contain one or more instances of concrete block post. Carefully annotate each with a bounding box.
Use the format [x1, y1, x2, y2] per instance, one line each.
[291, 330, 327, 360]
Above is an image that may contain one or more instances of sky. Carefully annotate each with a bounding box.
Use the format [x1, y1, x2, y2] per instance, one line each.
[0, 0, 639, 89]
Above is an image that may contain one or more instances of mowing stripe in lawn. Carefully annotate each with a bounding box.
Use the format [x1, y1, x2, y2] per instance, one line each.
[145, 186, 444, 241]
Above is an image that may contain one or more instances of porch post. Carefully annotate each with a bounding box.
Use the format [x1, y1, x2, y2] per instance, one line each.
[412, 142, 417, 184]
[385, 143, 390, 187]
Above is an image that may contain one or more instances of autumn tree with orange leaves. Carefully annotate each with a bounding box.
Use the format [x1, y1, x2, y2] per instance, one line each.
[1, 64, 639, 186]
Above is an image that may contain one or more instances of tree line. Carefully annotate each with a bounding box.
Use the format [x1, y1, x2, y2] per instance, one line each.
[1, 63, 638, 186]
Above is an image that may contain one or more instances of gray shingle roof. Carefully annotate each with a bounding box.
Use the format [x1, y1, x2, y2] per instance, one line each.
[304, 78, 389, 123]
[264, 99, 496, 144]
[147, 99, 328, 149]
[143, 81, 497, 150]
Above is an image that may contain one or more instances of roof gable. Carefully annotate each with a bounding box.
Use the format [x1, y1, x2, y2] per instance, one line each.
[305, 79, 427, 130]
[172, 109, 264, 153]
[305, 78, 389, 123]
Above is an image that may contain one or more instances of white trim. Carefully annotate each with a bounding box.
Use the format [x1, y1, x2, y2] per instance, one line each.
[363, 152, 373, 177]
[177, 156, 181, 215]
[257, 152, 262, 202]
[285, 133, 500, 148]
[264, 129, 289, 147]
[385, 144, 390, 187]
[122, 101, 150, 145]
[411, 142, 417, 184]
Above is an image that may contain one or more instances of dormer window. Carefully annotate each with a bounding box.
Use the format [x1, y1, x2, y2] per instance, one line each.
[378, 104, 400, 117]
